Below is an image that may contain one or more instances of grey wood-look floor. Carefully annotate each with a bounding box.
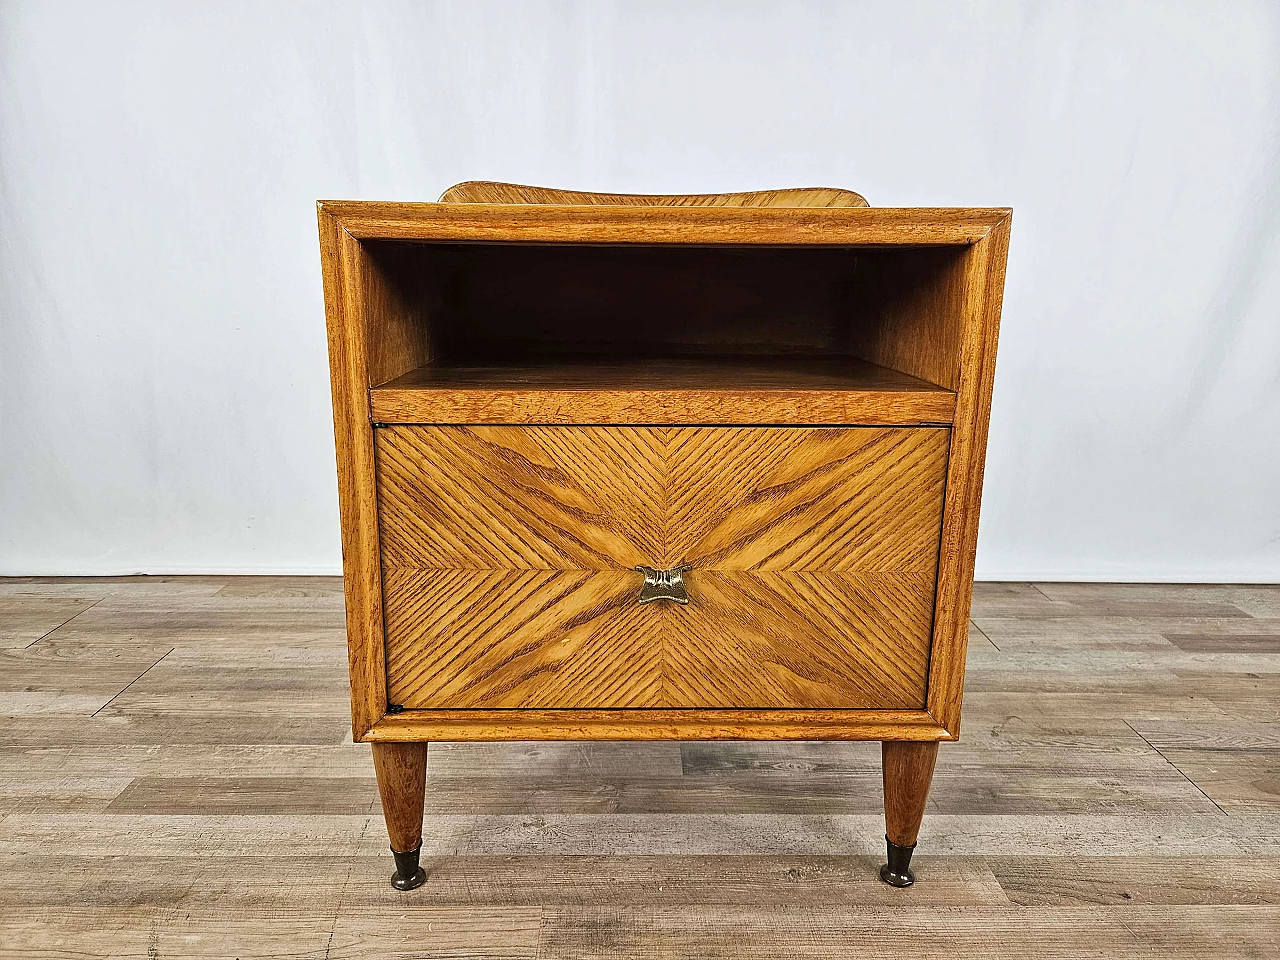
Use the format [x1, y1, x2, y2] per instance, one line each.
[1, 577, 1278, 958]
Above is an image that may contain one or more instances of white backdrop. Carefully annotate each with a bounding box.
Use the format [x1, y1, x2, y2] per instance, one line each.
[2, 1, 1278, 581]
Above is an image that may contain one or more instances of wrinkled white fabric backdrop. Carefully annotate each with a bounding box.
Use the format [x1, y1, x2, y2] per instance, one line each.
[2, 1, 1278, 580]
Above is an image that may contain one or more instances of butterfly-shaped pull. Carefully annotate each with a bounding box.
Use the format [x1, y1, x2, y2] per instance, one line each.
[634, 564, 692, 605]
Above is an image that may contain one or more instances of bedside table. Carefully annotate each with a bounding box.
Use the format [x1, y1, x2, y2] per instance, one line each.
[318, 182, 1011, 889]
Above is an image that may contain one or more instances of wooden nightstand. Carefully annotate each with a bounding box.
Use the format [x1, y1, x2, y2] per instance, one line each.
[318, 182, 1011, 890]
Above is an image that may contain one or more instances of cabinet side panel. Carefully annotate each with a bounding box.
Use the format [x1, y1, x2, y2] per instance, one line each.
[843, 247, 970, 390]
[319, 210, 388, 739]
[926, 216, 1011, 736]
[362, 242, 439, 387]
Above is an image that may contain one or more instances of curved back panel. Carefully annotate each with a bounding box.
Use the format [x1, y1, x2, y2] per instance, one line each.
[439, 180, 869, 207]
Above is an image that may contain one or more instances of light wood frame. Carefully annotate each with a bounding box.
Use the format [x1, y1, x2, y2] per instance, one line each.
[318, 200, 1011, 746]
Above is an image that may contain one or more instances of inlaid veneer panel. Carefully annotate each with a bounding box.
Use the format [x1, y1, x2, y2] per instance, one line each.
[375, 425, 948, 711]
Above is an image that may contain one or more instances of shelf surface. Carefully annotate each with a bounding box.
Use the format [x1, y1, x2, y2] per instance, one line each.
[369, 356, 955, 425]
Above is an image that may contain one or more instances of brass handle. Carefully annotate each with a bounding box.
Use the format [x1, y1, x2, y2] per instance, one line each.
[634, 564, 692, 605]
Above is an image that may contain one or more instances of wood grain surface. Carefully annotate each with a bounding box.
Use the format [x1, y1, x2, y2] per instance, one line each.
[375, 425, 949, 710]
[371, 741, 426, 853]
[319, 211, 389, 740]
[320, 201, 1010, 247]
[321, 197, 1011, 746]
[365, 708, 950, 743]
[882, 740, 940, 847]
[924, 214, 1011, 737]
[2, 577, 1278, 957]
[439, 181, 870, 207]
[370, 357, 956, 425]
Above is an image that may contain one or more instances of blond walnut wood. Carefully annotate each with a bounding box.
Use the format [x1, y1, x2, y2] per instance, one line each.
[319, 212, 387, 740]
[359, 243, 439, 387]
[925, 214, 1012, 736]
[369, 357, 956, 426]
[439, 180, 869, 207]
[318, 195, 1011, 752]
[366, 708, 950, 743]
[371, 741, 427, 853]
[376, 425, 949, 711]
[845, 248, 970, 391]
[324, 202, 1007, 247]
[882, 740, 939, 848]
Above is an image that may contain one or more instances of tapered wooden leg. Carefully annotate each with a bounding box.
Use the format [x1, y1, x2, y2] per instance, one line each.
[372, 741, 428, 890]
[879, 740, 939, 887]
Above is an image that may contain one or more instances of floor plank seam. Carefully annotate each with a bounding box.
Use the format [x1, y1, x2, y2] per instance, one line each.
[23, 597, 104, 649]
[1123, 719, 1231, 818]
[330, 814, 373, 956]
[970, 619, 999, 651]
[90, 647, 175, 719]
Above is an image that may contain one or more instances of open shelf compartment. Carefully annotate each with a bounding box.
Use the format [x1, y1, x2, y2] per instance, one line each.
[355, 239, 971, 426]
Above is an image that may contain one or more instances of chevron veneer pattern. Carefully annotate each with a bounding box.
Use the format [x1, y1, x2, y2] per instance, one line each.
[375, 426, 949, 710]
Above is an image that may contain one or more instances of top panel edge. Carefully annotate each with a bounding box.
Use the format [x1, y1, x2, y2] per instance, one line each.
[317, 202, 1012, 246]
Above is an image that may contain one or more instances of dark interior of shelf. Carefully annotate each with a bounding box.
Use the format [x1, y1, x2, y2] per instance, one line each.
[361, 240, 971, 392]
